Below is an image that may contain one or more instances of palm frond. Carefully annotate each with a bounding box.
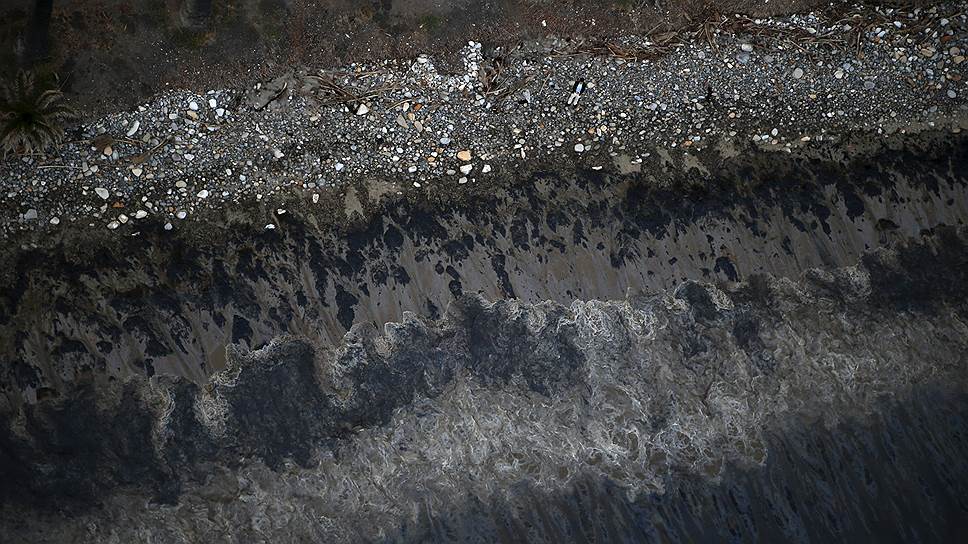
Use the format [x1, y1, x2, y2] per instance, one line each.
[0, 70, 77, 156]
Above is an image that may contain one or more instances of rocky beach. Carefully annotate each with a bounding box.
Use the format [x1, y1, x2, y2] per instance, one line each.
[1, 1, 968, 542]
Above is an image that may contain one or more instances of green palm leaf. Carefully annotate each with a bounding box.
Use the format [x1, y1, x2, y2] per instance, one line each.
[1, 70, 77, 156]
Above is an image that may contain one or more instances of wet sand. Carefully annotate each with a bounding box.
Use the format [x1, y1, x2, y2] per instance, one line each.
[2, 128, 967, 403]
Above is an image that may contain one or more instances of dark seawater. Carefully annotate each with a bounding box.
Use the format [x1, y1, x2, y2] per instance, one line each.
[3, 131, 968, 393]
[389, 389, 968, 543]
[1, 133, 968, 542]
[1, 225, 967, 542]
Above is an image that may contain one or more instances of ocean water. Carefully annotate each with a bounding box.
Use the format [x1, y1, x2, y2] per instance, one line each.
[2, 134, 968, 542]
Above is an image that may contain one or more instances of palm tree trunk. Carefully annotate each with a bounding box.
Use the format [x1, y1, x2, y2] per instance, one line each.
[180, 0, 213, 29]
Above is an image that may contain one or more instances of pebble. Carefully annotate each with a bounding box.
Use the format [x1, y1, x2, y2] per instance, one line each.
[126, 120, 140, 137]
[95, 188, 110, 200]
[197, 190, 209, 199]
[132, 167, 143, 177]
[457, 150, 472, 161]
[24, 209, 37, 220]
[50, 217, 60, 225]
[574, 143, 585, 153]
[793, 68, 804, 79]
[740, 43, 754, 52]
[949, 90, 958, 99]
[103, 146, 113, 157]
[164, 222, 173, 230]
[459, 164, 473, 175]
[135, 210, 148, 219]
[356, 103, 370, 115]
[107, 221, 119, 230]
[189, 101, 199, 111]
[482, 164, 492, 174]
[208, 98, 217, 108]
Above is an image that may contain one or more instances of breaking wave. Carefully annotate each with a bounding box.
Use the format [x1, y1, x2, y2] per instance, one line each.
[2, 227, 967, 542]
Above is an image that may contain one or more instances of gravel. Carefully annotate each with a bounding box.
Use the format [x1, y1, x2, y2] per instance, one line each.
[1, 1, 967, 236]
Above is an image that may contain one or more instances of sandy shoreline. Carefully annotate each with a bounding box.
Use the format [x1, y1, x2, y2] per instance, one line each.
[2, 125, 967, 406]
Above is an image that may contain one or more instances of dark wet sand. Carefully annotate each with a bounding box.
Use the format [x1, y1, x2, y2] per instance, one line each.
[2, 129, 967, 397]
